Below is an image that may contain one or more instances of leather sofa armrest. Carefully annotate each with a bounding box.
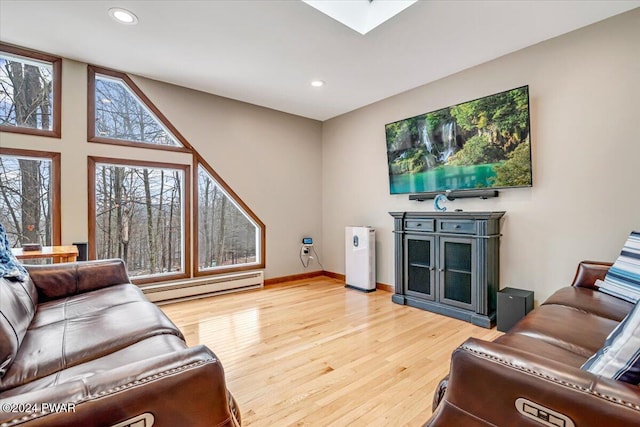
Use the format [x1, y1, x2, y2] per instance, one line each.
[25, 259, 131, 301]
[426, 338, 640, 426]
[431, 375, 448, 412]
[570, 260, 612, 289]
[0, 345, 239, 427]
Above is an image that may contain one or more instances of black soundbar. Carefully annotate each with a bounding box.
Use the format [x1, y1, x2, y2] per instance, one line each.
[409, 189, 499, 201]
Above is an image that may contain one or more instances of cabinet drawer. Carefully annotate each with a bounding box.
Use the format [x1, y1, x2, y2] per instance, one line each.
[405, 219, 435, 232]
[439, 220, 476, 234]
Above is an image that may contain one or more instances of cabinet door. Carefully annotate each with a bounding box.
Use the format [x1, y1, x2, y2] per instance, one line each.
[439, 237, 476, 311]
[405, 235, 436, 300]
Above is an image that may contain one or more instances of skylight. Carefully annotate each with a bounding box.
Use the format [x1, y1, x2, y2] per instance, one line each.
[303, 0, 417, 35]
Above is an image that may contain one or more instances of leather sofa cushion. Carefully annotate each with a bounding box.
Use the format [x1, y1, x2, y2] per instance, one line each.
[505, 304, 619, 359]
[0, 334, 188, 396]
[0, 277, 38, 378]
[0, 284, 184, 391]
[543, 286, 633, 322]
[30, 283, 148, 328]
[494, 333, 589, 367]
[27, 259, 131, 302]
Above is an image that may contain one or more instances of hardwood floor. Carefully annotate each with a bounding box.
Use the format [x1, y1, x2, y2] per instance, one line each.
[160, 276, 502, 426]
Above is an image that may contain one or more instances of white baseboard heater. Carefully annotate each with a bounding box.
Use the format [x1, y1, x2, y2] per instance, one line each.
[141, 271, 264, 304]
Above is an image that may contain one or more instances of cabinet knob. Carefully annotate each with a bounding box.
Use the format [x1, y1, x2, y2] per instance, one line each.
[439, 268, 445, 272]
[416, 223, 422, 227]
[455, 224, 461, 229]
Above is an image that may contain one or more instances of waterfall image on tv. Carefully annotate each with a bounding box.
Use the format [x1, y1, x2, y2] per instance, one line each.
[385, 86, 532, 195]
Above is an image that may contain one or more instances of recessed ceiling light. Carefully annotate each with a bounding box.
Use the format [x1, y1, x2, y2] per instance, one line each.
[109, 8, 138, 25]
[311, 80, 325, 88]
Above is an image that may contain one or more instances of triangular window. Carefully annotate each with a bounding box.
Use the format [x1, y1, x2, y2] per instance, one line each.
[196, 164, 262, 273]
[89, 66, 186, 150]
[93, 74, 181, 147]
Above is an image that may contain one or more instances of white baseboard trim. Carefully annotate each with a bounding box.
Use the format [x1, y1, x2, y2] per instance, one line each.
[141, 271, 264, 304]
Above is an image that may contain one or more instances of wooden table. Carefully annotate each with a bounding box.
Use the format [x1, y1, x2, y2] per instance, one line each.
[11, 245, 79, 263]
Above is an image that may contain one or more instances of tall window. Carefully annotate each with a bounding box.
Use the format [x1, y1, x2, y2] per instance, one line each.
[0, 148, 60, 247]
[89, 158, 190, 282]
[196, 164, 262, 273]
[0, 44, 61, 137]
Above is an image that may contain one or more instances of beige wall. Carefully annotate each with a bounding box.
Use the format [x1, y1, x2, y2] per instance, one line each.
[132, 76, 324, 278]
[321, 9, 640, 303]
[0, 59, 324, 280]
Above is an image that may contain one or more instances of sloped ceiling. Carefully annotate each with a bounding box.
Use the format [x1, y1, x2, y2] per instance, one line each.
[0, 1, 638, 120]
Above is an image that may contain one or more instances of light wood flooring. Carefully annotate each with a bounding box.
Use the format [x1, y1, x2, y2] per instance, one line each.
[160, 276, 502, 427]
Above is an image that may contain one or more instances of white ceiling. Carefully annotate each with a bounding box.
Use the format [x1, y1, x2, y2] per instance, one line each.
[0, 1, 638, 121]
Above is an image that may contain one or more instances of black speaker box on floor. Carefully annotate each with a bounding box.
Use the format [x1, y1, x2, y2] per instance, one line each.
[497, 287, 534, 332]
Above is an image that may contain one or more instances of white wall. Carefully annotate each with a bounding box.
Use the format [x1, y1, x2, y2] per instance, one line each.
[321, 9, 640, 303]
[0, 59, 324, 280]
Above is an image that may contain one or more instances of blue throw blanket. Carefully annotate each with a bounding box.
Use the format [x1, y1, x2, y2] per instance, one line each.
[0, 223, 29, 282]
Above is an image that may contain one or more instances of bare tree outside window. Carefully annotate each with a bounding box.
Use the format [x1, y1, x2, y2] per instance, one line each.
[95, 75, 181, 147]
[0, 155, 53, 247]
[197, 165, 258, 271]
[94, 162, 185, 278]
[88, 66, 263, 280]
[0, 52, 54, 131]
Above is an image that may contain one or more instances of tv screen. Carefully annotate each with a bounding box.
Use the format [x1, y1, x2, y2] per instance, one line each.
[385, 86, 532, 195]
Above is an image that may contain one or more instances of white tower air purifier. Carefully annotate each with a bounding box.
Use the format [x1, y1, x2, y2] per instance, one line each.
[345, 226, 376, 292]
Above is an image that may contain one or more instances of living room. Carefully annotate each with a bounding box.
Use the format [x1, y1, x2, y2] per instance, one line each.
[1, 1, 640, 426]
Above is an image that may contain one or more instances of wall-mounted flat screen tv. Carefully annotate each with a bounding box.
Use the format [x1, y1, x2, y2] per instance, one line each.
[385, 85, 532, 195]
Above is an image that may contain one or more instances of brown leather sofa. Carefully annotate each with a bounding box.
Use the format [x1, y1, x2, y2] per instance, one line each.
[0, 259, 240, 427]
[427, 261, 640, 426]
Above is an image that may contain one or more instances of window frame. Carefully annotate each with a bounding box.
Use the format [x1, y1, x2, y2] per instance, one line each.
[193, 155, 266, 277]
[0, 147, 61, 246]
[0, 43, 62, 138]
[87, 65, 191, 153]
[88, 156, 192, 285]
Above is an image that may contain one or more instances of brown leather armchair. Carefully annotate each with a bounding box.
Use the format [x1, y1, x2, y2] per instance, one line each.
[427, 261, 640, 426]
[0, 259, 240, 426]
